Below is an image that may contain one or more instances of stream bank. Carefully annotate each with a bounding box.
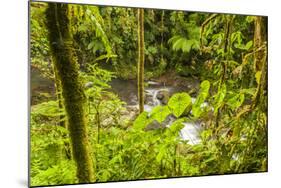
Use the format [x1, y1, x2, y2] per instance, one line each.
[110, 72, 203, 145]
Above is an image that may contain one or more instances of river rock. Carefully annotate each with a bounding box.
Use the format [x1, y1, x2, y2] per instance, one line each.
[145, 95, 154, 105]
[129, 94, 138, 105]
[124, 105, 139, 120]
[102, 117, 114, 127]
[156, 89, 170, 105]
[145, 120, 165, 131]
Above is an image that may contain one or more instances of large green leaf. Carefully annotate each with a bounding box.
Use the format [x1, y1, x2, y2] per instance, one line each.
[150, 106, 171, 123]
[168, 93, 192, 118]
[133, 111, 153, 130]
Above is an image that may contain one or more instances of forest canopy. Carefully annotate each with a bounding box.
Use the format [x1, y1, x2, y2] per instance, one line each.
[30, 2, 267, 187]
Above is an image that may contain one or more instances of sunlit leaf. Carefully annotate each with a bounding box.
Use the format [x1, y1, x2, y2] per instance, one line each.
[150, 106, 171, 123]
[133, 111, 153, 130]
[168, 93, 192, 118]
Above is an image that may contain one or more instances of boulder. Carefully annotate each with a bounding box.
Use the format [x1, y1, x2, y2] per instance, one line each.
[123, 105, 139, 121]
[145, 120, 165, 131]
[145, 95, 154, 105]
[156, 89, 170, 105]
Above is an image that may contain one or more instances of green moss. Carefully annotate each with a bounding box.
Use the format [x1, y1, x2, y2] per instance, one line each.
[46, 3, 95, 183]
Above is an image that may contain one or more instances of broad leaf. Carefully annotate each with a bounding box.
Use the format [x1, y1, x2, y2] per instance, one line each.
[133, 111, 152, 130]
[168, 93, 192, 118]
[150, 106, 171, 123]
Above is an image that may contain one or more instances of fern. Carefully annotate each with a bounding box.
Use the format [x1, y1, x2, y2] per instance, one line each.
[76, 5, 115, 61]
[168, 35, 200, 53]
[31, 160, 77, 186]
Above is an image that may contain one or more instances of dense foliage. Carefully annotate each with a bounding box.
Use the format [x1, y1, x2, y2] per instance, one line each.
[30, 2, 267, 187]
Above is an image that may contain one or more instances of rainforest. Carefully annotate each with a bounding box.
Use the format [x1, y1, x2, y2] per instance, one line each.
[30, 2, 268, 187]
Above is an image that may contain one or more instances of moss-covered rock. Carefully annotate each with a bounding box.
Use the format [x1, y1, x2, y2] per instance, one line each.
[156, 89, 170, 105]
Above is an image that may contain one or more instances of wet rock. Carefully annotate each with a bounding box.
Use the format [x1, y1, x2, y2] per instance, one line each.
[145, 95, 154, 105]
[127, 105, 139, 113]
[156, 92, 164, 100]
[129, 94, 138, 105]
[145, 120, 165, 131]
[102, 117, 114, 127]
[123, 105, 139, 121]
[156, 89, 170, 105]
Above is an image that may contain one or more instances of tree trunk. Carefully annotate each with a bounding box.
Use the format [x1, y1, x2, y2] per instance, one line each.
[45, 3, 95, 183]
[253, 16, 267, 109]
[254, 16, 266, 72]
[137, 8, 145, 113]
[253, 16, 267, 92]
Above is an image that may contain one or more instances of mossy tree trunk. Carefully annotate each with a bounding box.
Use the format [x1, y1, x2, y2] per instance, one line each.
[45, 3, 95, 183]
[137, 8, 145, 113]
[254, 16, 266, 72]
[253, 16, 267, 109]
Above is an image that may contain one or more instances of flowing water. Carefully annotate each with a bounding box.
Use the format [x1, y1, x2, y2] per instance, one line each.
[110, 78, 203, 145]
[31, 72, 203, 145]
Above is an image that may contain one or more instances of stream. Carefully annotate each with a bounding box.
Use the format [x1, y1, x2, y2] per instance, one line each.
[31, 69, 203, 145]
[110, 79, 203, 145]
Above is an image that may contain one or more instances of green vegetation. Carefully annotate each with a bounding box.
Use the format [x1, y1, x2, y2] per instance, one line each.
[30, 2, 267, 187]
